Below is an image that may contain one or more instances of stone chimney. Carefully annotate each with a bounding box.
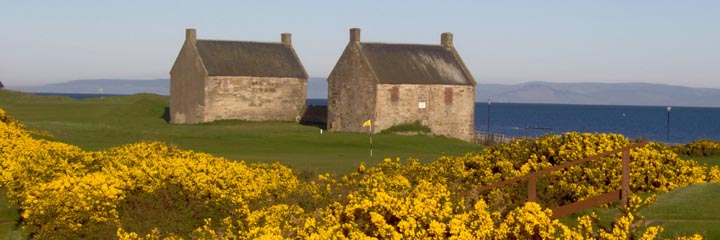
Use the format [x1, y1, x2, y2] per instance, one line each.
[350, 28, 361, 43]
[441, 32, 453, 47]
[186, 28, 197, 44]
[281, 33, 292, 47]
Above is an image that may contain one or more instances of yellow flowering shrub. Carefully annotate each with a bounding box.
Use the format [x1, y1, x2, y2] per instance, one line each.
[0, 108, 708, 239]
[497, 202, 558, 239]
[707, 166, 720, 183]
[0, 119, 89, 204]
[595, 195, 663, 240]
[0, 109, 298, 238]
[22, 173, 126, 239]
[410, 133, 708, 211]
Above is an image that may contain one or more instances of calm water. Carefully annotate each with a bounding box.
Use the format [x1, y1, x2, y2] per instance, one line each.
[32, 94, 719, 144]
[309, 99, 720, 143]
[475, 103, 720, 144]
[33, 92, 128, 99]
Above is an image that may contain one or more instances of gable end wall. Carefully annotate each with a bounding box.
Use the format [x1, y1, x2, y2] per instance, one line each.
[170, 41, 207, 124]
[375, 84, 474, 141]
[327, 44, 377, 132]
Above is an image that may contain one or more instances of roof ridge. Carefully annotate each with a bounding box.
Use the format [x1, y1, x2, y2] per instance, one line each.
[361, 42, 443, 47]
[196, 39, 284, 45]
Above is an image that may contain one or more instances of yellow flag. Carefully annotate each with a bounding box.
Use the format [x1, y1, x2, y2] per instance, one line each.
[362, 119, 372, 127]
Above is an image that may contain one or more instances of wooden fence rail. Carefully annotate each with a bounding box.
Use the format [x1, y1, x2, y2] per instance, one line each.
[474, 140, 649, 218]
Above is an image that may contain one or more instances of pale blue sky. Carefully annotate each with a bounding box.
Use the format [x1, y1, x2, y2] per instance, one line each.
[1, 1, 719, 88]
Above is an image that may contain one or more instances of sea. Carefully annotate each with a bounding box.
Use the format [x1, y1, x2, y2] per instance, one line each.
[29, 93, 720, 144]
[308, 99, 720, 144]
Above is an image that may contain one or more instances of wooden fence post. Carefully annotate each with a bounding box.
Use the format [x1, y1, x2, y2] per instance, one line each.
[621, 149, 630, 206]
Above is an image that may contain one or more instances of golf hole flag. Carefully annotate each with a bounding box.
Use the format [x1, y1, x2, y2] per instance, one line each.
[362, 119, 372, 127]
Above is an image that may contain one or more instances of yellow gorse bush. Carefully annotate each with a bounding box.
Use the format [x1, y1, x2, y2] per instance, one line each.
[0, 108, 711, 239]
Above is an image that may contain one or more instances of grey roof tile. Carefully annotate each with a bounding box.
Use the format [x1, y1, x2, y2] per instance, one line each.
[360, 43, 473, 85]
[195, 40, 306, 78]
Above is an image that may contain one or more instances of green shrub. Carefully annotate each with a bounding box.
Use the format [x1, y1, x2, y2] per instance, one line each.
[674, 139, 720, 157]
[379, 121, 431, 134]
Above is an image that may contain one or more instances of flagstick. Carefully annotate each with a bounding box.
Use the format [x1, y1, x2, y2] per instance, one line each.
[369, 121, 373, 158]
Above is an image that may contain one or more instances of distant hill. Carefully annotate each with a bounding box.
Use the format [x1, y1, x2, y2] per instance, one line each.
[11, 79, 720, 107]
[12, 78, 328, 98]
[312, 79, 720, 107]
[477, 81, 720, 107]
[14, 79, 169, 95]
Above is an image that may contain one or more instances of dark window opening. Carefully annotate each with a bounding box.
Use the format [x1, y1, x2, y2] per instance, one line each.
[390, 87, 399, 102]
[444, 87, 453, 105]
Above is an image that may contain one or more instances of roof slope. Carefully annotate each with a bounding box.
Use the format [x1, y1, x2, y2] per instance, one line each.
[360, 43, 473, 85]
[195, 40, 307, 78]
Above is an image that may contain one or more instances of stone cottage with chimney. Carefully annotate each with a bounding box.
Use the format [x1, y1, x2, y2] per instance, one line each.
[170, 28, 308, 124]
[327, 28, 476, 141]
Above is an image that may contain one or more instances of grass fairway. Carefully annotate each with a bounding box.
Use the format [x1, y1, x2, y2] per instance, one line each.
[641, 183, 720, 239]
[682, 154, 720, 168]
[0, 190, 23, 240]
[558, 183, 720, 238]
[0, 90, 481, 174]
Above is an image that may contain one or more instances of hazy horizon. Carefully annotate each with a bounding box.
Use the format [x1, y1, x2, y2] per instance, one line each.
[11, 78, 720, 108]
[8, 77, 720, 90]
[2, 1, 719, 88]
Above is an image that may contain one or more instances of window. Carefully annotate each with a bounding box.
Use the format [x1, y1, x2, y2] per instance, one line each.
[390, 87, 399, 103]
[444, 87, 453, 105]
[418, 87, 428, 110]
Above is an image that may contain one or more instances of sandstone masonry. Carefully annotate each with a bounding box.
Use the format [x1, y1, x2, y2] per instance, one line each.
[327, 28, 476, 142]
[170, 29, 307, 124]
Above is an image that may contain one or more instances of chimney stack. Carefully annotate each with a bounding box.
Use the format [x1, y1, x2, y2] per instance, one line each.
[186, 28, 197, 44]
[281, 33, 292, 46]
[441, 32, 453, 47]
[350, 28, 361, 43]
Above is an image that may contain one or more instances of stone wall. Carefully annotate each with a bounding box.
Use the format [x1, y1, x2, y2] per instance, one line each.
[203, 76, 306, 122]
[375, 84, 475, 141]
[327, 44, 377, 132]
[169, 41, 207, 124]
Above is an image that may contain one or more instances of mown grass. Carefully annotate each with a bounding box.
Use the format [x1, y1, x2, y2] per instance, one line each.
[0, 190, 24, 240]
[558, 183, 720, 239]
[681, 154, 720, 168]
[0, 90, 481, 175]
[641, 183, 720, 238]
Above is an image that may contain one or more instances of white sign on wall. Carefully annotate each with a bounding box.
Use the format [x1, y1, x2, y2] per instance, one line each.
[418, 101, 427, 109]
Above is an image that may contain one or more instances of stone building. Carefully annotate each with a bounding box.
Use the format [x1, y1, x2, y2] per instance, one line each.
[327, 28, 476, 141]
[170, 28, 308, 124]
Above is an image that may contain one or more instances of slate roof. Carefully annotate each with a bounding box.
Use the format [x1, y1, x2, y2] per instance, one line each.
[359, 43, 474, 86]
[195, 40, 307, 78]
